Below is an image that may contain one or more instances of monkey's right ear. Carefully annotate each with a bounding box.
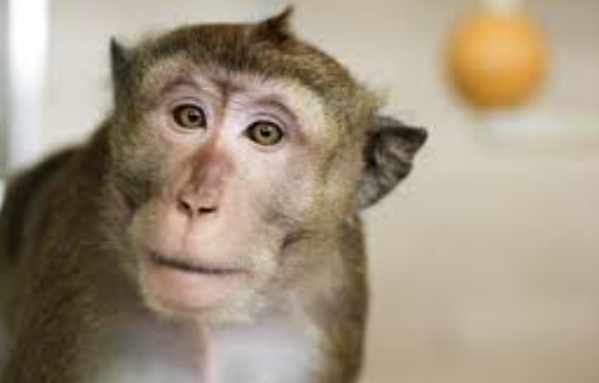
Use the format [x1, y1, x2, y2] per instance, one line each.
[357, 116, 427, 209]
[254, 6, 295, 43]
[110, 38, 132, 91]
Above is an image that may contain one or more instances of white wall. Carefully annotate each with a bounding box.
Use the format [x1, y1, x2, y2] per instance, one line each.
[0, 0, 8, 174]
[28, 0, 599, 382]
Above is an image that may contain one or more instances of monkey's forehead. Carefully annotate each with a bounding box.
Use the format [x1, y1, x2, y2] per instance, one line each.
[138, 56, 321, 102]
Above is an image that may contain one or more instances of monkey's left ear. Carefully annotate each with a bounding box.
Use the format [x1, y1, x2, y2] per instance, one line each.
[110, 38, 133, 97]
[357, 116, 427, 209]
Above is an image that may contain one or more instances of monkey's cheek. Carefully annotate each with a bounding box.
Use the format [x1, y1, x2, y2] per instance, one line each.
[141, 265, 248, 312]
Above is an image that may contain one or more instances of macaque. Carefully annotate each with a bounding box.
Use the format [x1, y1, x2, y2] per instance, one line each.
[0, 8, 426, 383]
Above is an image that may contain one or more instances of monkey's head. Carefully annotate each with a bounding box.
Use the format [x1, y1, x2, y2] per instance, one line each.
[105, 9, 426, 324]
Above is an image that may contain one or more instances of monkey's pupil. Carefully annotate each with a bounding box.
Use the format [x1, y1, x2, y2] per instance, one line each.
[186, 111, 199, 122]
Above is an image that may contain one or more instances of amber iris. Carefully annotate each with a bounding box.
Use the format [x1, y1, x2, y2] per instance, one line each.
[246, 121, 284, 146]
[172, 105, 207, 129]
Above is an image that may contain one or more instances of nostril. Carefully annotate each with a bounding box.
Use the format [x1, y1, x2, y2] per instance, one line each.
[198, 206, 217, 215]
[177, 196, 218, 218]
[177, 198, 194, 217]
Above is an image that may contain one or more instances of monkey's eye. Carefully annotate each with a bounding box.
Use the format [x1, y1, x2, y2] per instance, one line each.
[172, 104, 207, 130]
[246, 121, 284, 146]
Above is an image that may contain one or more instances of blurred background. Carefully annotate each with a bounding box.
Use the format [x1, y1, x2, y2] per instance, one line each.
[1, 1, 599, 382]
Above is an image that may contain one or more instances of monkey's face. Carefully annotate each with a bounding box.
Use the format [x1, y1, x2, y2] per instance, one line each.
[119, 67, 358, 323]
[108, 14, 426, 324]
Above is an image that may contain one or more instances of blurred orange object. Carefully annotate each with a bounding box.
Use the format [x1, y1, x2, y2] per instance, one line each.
[448, 11, 548, 109]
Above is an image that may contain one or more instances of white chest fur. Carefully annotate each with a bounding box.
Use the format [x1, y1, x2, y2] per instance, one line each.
[89, 313, 320, 383]
[205, 319, 318, 383]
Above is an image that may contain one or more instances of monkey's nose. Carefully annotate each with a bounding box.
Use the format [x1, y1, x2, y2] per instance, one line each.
[177, 194, 218, 218]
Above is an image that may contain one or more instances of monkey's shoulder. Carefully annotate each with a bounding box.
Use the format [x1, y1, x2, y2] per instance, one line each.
[0, 147, 80, 264]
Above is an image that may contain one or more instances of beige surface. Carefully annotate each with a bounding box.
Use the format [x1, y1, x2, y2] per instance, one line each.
[31, 0, 599, 382]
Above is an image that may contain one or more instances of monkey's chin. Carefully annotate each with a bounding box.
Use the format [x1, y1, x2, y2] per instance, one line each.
[139, 253, 254, 323]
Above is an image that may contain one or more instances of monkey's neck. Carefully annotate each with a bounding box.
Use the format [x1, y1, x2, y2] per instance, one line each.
[86, 297, 319, 383]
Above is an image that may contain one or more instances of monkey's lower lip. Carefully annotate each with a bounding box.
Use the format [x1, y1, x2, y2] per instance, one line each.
[149, 252, 246, 276]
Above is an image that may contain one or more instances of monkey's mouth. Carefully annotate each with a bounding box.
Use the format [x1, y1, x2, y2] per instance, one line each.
[143, 251, 249, 311]
[149, 252, 246, 276]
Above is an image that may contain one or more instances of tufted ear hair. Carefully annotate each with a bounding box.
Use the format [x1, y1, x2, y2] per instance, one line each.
[254, 6, 295, 43]
[357, 116, 427, 209]
[110, 38, 133, 102]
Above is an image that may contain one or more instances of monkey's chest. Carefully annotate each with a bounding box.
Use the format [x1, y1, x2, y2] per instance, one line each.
[90, 318, 317, 383]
